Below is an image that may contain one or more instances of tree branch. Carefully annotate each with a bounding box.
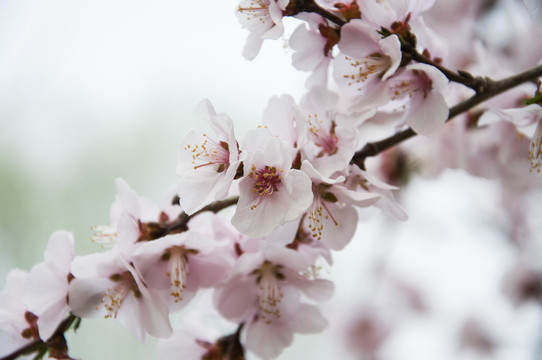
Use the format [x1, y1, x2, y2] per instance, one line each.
[404, 46, 483, 91]
[165, 196, 239, 234]
[351, 63, 542, 168]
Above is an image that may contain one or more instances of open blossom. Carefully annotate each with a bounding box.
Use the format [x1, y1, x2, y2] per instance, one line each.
[214, 240, 333, 359]
[389, 63, 449, 136]
[300, 161, 381, 250]
[132, 232, 232, 311]
[334, 19, 402, 110]
[177, 99, 241, 215]
[236, 0, 289, 60]
[298, 87, 360, 176]
[68, 248, 172, 342]
[23, 231, 75, 341]
[92, 178, 182, 246]
[231, 128, 313, 238]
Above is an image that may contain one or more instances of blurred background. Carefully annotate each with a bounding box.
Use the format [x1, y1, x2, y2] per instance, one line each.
[1, 0, 542, 359]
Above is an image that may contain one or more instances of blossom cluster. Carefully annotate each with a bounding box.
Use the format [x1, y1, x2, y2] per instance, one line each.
[2, 0, 542, 359]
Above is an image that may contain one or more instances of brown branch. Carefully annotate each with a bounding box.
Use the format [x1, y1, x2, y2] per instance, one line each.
[351, 63, 542, 168]
[165, 196, 239, 234]
[405, 46, 483, 91]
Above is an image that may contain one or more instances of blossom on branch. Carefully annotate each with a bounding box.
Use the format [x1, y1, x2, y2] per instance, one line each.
[236, 0, 289, 60]
[389, 62, 449, 136]
[68, 248, 172, 341]
[214, 239, 332, 359]
[177, 99, 241, 215]
[132, 232, 232, 311]
[231, 128, 313, 238]
[334, 19, 402, 110]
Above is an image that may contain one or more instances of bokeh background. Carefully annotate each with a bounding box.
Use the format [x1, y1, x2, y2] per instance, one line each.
[1, 0, 542, 359]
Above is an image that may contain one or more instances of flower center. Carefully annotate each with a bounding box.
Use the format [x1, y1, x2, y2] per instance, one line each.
[252, 261, 285, 324]
[237, 0, 269, 24]
[391, 70, 433, 100]
[102, 271, 141, 319]
[185, 136, 230, 172]
[90, 225, 117, 248]
[307, 185, 339, 241]
[343, 53, 391, 91]
[307, 114, 339, 157]
[248, 165, 283, 208]
[162, 245, 197, 303]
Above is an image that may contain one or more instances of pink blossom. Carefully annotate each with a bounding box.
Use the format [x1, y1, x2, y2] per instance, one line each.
[236, 0, 289, 60]
[298, 86, 360, 176]
[177, 99, 241, 214]
[23, 231, 75, 341]
[389, 63, 449, 136]
[68, 249, 172, 341]
[214, 241, 332, 359]
[92, 178, 182, 247]
[334, 19, 402, 110]
[231, 128, 313, 238]
[301, 161, 381, 250]
[131, 232, 232, 311]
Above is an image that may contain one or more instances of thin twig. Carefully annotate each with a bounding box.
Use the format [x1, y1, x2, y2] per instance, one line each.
[166, 196, 239, 234]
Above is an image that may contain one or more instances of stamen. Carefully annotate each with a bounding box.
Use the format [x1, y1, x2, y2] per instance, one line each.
[343, 53, 391, 91]
[307, 114, 339, 157]
[100, 271, 141, 319]
[307, 186, 339, 241]
[238, 0, 269, 23]
[185, 136, 230, 172]
[162, 246, 194, 303]
[248, 165, 283, 209]
[252, 261, 285, 324]
[90, 225, 117, 248]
